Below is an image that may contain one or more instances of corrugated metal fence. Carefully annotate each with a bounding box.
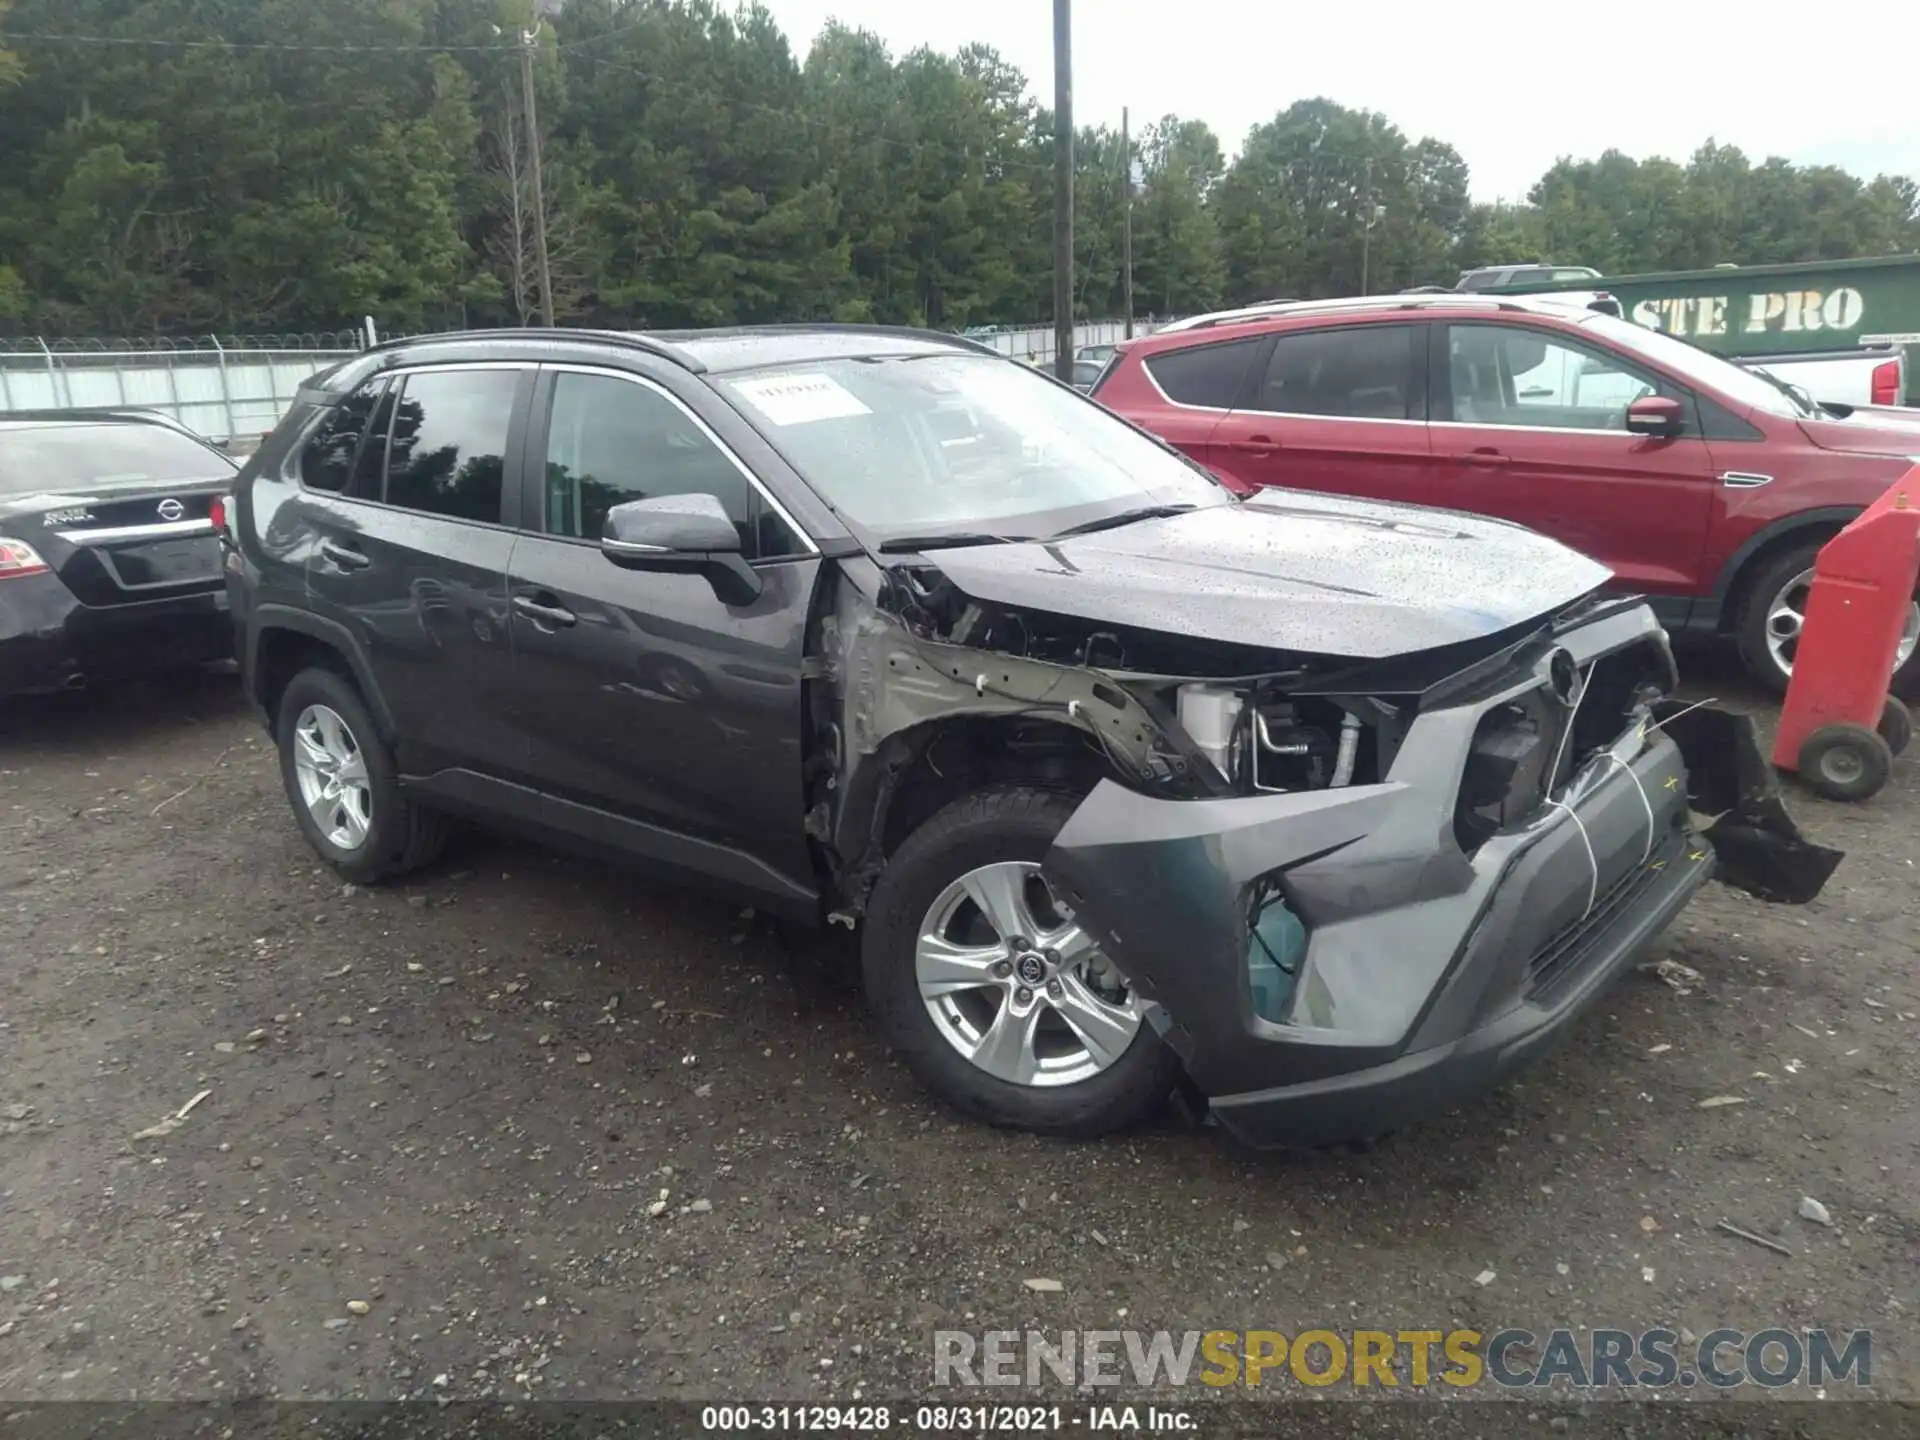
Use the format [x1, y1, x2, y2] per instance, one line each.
[0, 319, 1172, 443]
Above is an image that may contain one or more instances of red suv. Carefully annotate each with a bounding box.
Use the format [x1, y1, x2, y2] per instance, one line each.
[1094, 296, 1920, 693]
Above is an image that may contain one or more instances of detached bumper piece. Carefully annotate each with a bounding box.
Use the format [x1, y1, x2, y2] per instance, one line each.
[1655, 701, 1843, 904]
[1045, 667, 1840, 1150]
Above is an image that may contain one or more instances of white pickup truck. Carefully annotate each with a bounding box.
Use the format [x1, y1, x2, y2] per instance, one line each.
[1733, 346, 1907, 411]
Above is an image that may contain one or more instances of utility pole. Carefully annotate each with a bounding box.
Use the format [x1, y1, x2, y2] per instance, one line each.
[1121, 106, 1134, 339]
[520, 26, 555, 327]
[1051, 0, 1073, 382]
[1360, 155, 1373, 297]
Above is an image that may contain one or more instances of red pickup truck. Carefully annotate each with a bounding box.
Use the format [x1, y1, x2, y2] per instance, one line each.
[1093, 295, 1920, 693]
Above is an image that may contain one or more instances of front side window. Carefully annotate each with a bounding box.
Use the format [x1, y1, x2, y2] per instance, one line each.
[1447, 325, 1663, 430]
[715, 352, 1226, 545]
[540, 371, 801, 560]
[381, 370, 520, 523]
[1581, 312, 1812, 419]
[1254, 325, 1416, 420]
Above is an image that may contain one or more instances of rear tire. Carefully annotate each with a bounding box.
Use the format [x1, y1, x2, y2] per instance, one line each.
[1797, 723, 1892, 803]
[275, 666, 447, 884]
[861, 786, 1179, 1138]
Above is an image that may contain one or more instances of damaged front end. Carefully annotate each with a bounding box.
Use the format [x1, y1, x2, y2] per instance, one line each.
[812, 554, 1839, 1148]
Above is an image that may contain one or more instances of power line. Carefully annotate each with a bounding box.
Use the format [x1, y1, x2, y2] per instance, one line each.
[0, 31, 515, 55]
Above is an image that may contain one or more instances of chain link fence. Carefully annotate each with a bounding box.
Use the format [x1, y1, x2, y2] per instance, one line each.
[0, 335, 362, 444]
[0, 317, 1176, 444]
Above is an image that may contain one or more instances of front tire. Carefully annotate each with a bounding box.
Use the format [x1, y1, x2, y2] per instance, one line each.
[861, 786, 1179, 1138]
[1735, 541, 1920, 696]
[275, 666, 446, 884]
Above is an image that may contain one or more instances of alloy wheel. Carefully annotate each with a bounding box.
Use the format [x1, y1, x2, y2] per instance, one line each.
[914, 861, 1142, 1088]
[1767, 565, 1920, 681]
[291, 703, 373, 852]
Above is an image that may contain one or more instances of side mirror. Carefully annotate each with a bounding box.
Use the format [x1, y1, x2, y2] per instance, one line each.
[1625, 394, 1684, 438]
[601, 493, 762, 606]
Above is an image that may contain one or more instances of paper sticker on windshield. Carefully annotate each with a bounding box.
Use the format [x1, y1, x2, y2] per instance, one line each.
[733, 373, 870, 426]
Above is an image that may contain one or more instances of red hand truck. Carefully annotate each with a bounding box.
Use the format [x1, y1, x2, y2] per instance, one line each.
[1771, 470, 1920, 800]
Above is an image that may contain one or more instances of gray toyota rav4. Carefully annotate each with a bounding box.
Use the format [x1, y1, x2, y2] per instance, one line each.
[222, 326, 1839, 1147]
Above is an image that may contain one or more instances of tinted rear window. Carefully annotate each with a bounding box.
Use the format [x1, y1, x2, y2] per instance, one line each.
[0, 424, 230, 497]
[1141, 337, 1265, 407]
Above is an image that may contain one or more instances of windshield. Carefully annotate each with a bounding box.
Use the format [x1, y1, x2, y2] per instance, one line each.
[1579, 314, 1810, 418]
[715, 353, 1226, 544]
[0, 422, 232, 497]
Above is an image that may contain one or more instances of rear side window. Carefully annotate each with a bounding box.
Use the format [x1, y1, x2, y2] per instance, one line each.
[298, 382, 385, 494]
[1141, 337, 1265, 408]
[1254, 325, 1417, 419]
[382, 370, 521, 524]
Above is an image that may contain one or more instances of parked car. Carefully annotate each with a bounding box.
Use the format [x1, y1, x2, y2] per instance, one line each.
[1092, 294, 1920, 694]
[1069, 359, 1106, 391]
[0, 410, 238, 696]
[1736, 346, 1906, 411]
[1457, 263, 1603, 292]
[223, 325, 1834, 1148]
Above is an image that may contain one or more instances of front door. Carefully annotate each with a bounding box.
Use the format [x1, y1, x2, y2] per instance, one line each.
[503, 364, 820, 901]
[299, 364, 532, 779]
[1430, 322, 1717, 599]
[1208, 321, 1433, 507]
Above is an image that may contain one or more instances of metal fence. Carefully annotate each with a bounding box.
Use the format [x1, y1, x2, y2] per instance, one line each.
[0, 336, 360, 444]
[0, 318, 1175, 444]
[967, 319, 1169, 366]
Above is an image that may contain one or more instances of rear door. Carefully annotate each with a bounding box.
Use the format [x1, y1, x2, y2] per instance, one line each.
[1429, 321, 1717, 598]
[501, 363, 821, 903]
[1210, 322, 1433, 506]
[300, 364, 533, 780]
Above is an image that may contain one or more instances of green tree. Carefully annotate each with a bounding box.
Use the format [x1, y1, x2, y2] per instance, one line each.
[1131, 116, 1226, 317]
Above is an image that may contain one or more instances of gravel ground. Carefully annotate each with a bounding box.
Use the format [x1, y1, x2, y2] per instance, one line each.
[0, 657, 1915, 1434]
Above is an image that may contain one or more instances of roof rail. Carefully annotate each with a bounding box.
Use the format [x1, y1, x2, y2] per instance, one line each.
[364, 327, 707, 373]
[1167, 293, 1545, 333]
[649, 321, 999, 359]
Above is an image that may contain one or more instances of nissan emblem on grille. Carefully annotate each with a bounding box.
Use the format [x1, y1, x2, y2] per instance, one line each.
[157, 498, 185, 521]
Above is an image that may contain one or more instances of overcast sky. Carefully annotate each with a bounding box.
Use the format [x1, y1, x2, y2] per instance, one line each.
[755, 0, 1920, 202]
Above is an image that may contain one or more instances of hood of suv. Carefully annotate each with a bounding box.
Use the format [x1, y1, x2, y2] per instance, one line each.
[919, 490, 1610, 659]
[1799, 414, 1920, 458]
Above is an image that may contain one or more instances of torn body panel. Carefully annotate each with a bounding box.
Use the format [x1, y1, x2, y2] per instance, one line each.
[811, 561, 1205, 915]
[1034, 600, 1840, 1148]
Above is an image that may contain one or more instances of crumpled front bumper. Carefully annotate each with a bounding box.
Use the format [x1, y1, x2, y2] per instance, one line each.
[1042, 608, 1840, 1149]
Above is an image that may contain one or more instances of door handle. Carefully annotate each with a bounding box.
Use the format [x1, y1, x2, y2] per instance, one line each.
[1462, 448, 1510, 469]
[318, 538, 371, 570]
[1229, 433, 1282, 455]
[513, 593, 577, 628]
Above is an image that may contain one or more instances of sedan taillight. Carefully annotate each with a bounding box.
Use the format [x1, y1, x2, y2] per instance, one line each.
[0, 537, 50, 579]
